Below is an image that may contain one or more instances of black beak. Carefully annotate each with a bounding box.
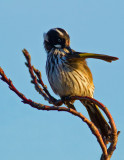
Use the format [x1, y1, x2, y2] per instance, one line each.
[65, 46, 73, 54]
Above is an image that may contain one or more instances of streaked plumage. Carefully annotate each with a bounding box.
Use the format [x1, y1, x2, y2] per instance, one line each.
[46, 49, 94, 98]
[43, 28, 118, 141]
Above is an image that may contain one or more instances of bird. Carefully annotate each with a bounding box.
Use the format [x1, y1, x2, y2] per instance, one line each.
[43, 28, 118, 141]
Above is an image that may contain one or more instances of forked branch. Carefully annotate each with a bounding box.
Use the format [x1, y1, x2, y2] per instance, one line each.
[0, 49, 119, 160]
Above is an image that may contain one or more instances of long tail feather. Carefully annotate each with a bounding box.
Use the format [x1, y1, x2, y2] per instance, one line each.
[81, 100, 112, 140]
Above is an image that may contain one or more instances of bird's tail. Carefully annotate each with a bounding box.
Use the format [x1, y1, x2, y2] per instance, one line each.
[81, 100, 112, 141]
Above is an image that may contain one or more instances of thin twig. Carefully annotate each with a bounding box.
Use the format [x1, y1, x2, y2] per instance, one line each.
[22, 49, 62, 105]
[33, 66, 59, 104]
[22, 49, 50, 102]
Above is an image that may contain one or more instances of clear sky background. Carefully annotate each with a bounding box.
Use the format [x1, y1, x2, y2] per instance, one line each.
[0, 0, 124, 160]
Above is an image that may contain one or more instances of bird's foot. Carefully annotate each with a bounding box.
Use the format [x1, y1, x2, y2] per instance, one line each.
[61, 96, 72, 102]
[61, 96, 76, 110]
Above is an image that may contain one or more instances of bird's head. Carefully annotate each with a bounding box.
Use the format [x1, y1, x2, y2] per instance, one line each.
[43, 28, 70, 53]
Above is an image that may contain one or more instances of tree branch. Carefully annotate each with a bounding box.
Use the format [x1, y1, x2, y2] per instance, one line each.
[0, 49, 119, 160]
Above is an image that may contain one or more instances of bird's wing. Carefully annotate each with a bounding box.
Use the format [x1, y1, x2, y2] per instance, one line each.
[66, 51, 118, 63]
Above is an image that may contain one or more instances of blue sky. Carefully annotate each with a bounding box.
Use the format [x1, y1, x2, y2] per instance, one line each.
[0, 0, 124, 160]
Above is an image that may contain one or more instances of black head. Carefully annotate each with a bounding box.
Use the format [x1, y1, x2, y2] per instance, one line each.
[44, 28, 70, 52]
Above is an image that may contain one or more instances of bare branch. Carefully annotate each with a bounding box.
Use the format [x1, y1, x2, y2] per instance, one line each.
[0, 66, 108, 159]
[61, 96, 119, 160]
[22, 49, 50, 102]
[0, 49, 119, 160]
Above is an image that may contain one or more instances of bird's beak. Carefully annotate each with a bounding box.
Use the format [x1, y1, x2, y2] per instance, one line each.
[43, 33, 49, 42]
[68, 52, 119, 63]
[65, 46, 73, 54]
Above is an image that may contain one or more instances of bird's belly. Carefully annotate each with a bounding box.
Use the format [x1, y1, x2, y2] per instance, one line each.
[48, 64, 94, 98]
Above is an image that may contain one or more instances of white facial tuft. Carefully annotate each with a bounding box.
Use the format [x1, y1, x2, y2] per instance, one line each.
[43, 33, 49, 42]
[54, 44, 62, 48]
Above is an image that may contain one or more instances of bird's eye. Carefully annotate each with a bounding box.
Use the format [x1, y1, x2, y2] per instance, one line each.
[58, 38, 61, 42]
